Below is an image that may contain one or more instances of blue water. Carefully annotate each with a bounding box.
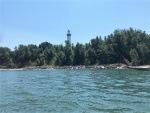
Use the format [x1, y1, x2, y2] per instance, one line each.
[0, 69, 150, 113]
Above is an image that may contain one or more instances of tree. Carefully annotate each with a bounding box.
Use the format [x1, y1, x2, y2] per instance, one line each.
[1, 28, 150, 68]
[137, 43, 149, 64]
[0, 47, 11, 65]
[39, 42, 52, 50]
[129, 49, 139, 66]
[86, 47, 96, 65]
[36, 58, 40, 66]
[55, 51, 65, 66]
[7, 59, 16, 68]
[74, 43, 85, 65]
[64, 42, 74, 65]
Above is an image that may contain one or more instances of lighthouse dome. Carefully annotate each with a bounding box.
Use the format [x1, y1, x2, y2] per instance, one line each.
[67, 30, 71, 36]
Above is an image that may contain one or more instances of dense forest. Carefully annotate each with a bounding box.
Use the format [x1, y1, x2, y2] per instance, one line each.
[0, 28, 150, 68]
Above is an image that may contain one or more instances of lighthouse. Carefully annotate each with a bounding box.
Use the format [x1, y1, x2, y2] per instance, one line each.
[67, 30, 71, 44]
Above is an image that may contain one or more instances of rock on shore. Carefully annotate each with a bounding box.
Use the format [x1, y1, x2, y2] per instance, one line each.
[23, 63, 127, 70]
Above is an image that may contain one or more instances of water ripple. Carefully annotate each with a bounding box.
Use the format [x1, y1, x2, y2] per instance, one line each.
[0, 69, 150, 112]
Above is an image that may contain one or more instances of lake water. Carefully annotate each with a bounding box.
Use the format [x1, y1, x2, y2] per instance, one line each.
[0, 69, 150, 113]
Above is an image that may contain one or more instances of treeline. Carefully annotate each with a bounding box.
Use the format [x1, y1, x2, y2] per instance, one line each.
[0, 28, 150, 68]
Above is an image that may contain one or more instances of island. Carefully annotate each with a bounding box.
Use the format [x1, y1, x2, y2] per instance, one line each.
[0, 28, 150, 70]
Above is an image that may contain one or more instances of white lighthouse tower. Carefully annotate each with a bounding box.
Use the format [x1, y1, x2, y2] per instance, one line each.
[67, 30, 71, 44]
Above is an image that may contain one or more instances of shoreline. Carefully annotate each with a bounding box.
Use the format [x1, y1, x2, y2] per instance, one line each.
[0, 68, 24, 71]
[1, 64, 149, 71]
[0, 63, 128, 70]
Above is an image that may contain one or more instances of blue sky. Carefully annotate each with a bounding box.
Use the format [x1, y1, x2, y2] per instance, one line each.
[0, 0, 150, 50]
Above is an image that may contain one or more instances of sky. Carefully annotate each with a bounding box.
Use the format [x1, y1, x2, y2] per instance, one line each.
[0, 0, 150, 50]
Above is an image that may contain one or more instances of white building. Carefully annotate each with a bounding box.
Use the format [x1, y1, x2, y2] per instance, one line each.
[67, 30, 71, 44]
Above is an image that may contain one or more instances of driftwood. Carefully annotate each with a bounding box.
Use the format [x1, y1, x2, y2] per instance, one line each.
[128, 65, 150, 71]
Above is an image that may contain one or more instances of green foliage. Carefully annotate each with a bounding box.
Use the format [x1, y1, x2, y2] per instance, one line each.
[64, 42, 74, 65]
[36, 58, 40, 66]
[0, 28, 150, 68]
[129, 49, 139, 66]
[137, 43, 149, 64]
[74, 43, 85, 65]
